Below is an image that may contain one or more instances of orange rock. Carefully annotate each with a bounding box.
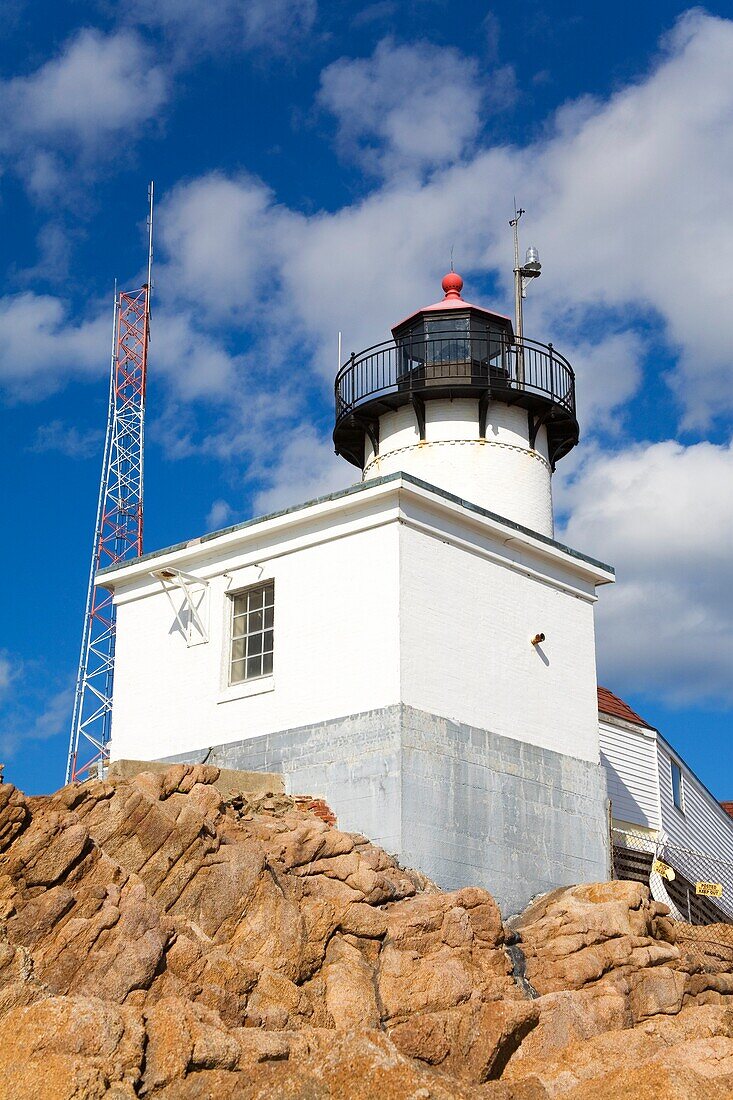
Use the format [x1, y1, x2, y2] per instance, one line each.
[0, 765, 730, 1097]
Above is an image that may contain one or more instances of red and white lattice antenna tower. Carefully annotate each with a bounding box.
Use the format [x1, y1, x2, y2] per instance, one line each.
[66, 183, 154, 784]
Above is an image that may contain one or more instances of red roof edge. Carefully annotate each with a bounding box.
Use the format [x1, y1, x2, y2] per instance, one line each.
[597, 686, 655, 730]
[721, 802, 733, 820]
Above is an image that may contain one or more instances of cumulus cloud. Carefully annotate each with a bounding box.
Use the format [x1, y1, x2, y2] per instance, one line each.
[318, 37, 515, 177]
[0, 28, 168, 197]
[514, 9, 733, 428]
[0, 293, 109, 398]
[125, 0, 317, 59]
[0, 684, 74, 761]
[150, 308, 243, 399]
[157, 10, 733, 434]
[252, 426, 351, 515]
[0, 648, 72, 762]
[30, 420, 103, 460]
[206, 500, 234, 530]
[2, 29, 166, 143]
[0, 653, 18, 704]
[558, 438, 733, 706]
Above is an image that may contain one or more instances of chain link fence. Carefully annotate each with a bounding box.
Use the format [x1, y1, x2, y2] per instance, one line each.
[611, 827, 733, 926]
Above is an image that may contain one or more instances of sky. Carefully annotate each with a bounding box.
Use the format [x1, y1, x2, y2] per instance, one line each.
[0, 1, 732, 798]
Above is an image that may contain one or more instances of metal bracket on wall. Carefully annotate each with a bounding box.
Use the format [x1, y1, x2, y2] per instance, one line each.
[151, 568, 210, 646]
[360, 417, 380, 459]
[411, 394, 426, 441]
[527, 409, 552, 452]
[478, 391, 491, 439]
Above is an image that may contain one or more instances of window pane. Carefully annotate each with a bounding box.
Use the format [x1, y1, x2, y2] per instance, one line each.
[671, 762, 683, 810]
[230, 583, 274, 684]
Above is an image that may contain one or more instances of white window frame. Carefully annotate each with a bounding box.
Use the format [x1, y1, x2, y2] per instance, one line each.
[671, 759, 685, 814]
[227, 579, 274, 685]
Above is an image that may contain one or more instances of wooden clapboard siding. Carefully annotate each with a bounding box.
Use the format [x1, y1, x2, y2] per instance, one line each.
[656, 736, 733, 919]
[599, 717, 661, 829]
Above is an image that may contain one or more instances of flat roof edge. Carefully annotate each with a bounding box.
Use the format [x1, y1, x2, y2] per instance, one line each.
[97, 470, 615, 581]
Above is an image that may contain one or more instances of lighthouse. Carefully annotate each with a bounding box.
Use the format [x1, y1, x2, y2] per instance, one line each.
[334, 271, 577, 536]
[99, 263, 614, 915]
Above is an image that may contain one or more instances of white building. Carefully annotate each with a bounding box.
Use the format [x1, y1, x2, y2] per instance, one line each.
[101, 271, 619, 915]
[599, 686, 733, 922]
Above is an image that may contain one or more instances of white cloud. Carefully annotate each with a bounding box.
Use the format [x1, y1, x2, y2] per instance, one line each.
[125, 0, 317, 59]
[0, 650, 72, 762]
[2, 29, 166, 143]
[513, 9, 733, 428]
[30, 420, 103, 460]
[150, 308, 242, 399]
[158, 10, 733, 432]
[0, 653, 18, 704]
[558, 438, 733, 706]
[0, 293, 109, 398]
[0, 684, 74, 761]
[252, 426, 352, 515]
[206, 499, 233, 529]
[318, 37, 514, 177]
[0, 28, 168, 196]
[157, 174, 299, 325]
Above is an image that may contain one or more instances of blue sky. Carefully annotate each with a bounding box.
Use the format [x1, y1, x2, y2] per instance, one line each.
[1, 1, 732, 797]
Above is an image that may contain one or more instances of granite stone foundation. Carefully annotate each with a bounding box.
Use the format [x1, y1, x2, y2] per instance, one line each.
[165, 704, 610, 916]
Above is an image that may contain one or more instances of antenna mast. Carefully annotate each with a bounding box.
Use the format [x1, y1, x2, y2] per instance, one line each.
[509, 202, 542, 384]
[509, 201, 525, 341]
[66, 183, 155, 784]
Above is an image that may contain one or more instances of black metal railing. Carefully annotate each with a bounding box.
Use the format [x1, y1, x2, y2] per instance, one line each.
[334, 329, 576, 426]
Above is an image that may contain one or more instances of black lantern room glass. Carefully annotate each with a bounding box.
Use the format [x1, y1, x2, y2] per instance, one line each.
[394, 310, 511, 388]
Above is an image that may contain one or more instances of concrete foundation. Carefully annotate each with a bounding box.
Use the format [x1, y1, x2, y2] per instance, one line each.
[164, 704, 610, 916]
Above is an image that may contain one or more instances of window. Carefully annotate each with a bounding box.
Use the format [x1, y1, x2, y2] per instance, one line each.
[230, 582, 274, 684]
[671, 760, 684, 812]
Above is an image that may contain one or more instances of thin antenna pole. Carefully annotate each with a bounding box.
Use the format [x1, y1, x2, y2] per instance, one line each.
[338, 331, 342, 371]
[146, 181, 154, 304]
[510, 200, 525, 386]
[510, 200, 524, 342]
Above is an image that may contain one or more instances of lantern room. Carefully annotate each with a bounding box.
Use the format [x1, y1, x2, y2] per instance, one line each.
[333, 272, 580, 537]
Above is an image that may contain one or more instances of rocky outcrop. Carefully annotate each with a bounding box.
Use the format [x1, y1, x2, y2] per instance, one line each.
[0, 764, 731, 1097]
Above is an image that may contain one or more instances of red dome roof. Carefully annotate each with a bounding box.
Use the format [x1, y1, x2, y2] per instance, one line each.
[392, 272, 513, 333]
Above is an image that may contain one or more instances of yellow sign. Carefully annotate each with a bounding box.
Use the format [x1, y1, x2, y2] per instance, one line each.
[696, 881, 724, 898]
[652, 858, 675, 881]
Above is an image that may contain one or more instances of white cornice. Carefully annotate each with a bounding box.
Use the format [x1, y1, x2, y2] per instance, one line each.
[97, 472, 614, 595]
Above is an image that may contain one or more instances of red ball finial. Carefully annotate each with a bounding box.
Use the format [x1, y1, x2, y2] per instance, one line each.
[441, 271, 464, 299]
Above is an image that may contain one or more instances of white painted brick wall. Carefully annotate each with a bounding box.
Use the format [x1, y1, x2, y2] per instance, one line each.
[398, 522, 601, 763]
[110, 522, 402, 761]
[363, 399, 554, 536]
[108, 479, 609, 769]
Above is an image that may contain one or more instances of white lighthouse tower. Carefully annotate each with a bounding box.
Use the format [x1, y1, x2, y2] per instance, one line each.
[334, 270, 577, 536]
[100, 262, 614, 915]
